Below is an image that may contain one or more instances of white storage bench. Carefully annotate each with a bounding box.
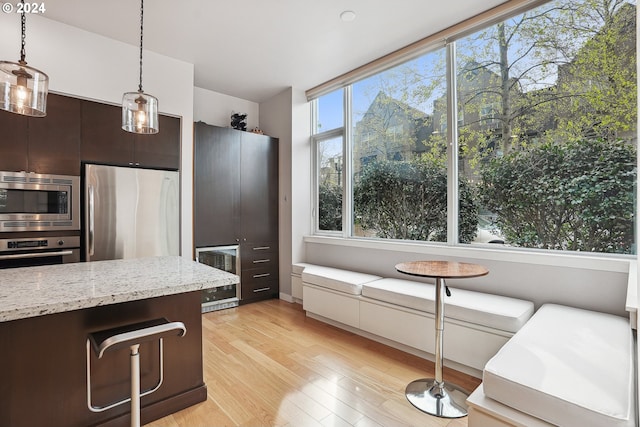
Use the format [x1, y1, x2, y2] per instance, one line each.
[301, 264, 534, 373]
[467, 304, 636, 427]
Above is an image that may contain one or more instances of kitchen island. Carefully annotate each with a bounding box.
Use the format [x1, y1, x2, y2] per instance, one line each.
[0, 256, 239, 427]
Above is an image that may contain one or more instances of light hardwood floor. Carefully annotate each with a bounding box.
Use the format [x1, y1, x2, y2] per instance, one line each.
[148, 299, 481, 427]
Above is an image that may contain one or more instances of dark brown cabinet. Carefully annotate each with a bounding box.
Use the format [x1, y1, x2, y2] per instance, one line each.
[194, 124, 240, 246]
[81, 101, 180, 170]
[0, 110, 28, 172]
[194, 122, 279, 304]
[134, 114, 181, 170]
[0, 94, 180, 176]
[28, 94, 82, 175]
[81, 99, 134, 165]
[0, 93, 81, 175]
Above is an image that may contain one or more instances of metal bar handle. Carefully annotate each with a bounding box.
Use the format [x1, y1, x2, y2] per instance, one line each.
[253, 287, 271, 293]
[88, 185, 95, 257]
[253, 273, 270, 278]
[253, 259, 270, 264]
[253, 246, 270, 250]
[0, 250, 73, 260]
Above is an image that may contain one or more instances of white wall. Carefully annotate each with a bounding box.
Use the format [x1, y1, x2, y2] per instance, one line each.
[194, 87, 259, 130]
[259, 88, 293, 297]
[0, 14, 195, 257]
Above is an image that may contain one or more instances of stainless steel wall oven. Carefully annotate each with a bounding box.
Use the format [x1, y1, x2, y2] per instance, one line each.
[0, 170, 80, 232]
[0, 236, 81, 269]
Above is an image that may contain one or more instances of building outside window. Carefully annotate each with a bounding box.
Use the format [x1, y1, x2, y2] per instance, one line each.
[312, 0, 637, 255]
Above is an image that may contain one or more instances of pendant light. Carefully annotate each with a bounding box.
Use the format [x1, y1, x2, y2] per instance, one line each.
[0, 0, 48, 117]
[122, 0, 159, 134]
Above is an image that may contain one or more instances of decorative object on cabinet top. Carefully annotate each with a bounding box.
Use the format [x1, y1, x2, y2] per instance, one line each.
[230, 112, 247, 131]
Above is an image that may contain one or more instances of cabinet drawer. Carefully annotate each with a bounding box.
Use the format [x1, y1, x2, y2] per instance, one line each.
[241, 244, 278, 270]
[241, 265, 278, 302]
[242, 266, 278, 286]
[242, 279, 278, 300]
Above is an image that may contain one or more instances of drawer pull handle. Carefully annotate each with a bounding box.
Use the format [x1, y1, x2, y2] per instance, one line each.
[253, 273, 271, 278]
[253, 259, 270, 264]
[253, 246, 270, 251]
[253, 287, 271, 293]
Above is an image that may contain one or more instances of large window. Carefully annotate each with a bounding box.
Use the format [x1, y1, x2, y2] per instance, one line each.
[312, 0, 637, 255]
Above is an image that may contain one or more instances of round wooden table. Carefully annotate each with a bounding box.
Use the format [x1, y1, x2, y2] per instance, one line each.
[395, 260, 489, 418]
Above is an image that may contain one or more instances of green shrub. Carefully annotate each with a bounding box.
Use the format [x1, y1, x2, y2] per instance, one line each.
[354, 160, 479, 243]
[479, 139, 636, 253]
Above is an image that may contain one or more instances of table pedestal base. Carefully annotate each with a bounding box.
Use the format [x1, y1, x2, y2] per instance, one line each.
[405, 378, 469, 418]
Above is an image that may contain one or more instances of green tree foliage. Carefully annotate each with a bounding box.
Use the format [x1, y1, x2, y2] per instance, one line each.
[456, 0, 636, 158]
[551, 2, 637, 142]
[354, 159, 479, 242]
[479, 139, 636, 253]
[318, 182, 342, 231]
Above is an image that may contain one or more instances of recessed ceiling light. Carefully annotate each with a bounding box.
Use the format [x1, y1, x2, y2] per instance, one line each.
[340, 10, 356, 22]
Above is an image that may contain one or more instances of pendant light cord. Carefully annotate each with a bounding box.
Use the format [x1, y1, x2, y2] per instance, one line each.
[19, 0, 26, 64]
[138, 0, 144, 93]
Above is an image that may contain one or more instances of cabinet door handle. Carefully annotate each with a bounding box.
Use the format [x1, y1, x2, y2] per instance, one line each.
[88, 185, 95, 257]
[253, 259, 270, 264]
[253, 287, 271, 293]
[253, 273, 270, 278]
[253, 246, 270, 251]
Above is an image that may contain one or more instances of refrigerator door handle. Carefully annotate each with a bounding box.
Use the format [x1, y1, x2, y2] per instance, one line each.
[88, 185, 95, 257]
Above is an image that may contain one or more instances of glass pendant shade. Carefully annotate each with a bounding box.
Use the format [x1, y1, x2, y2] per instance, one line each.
[0, 60, 48, 117]
[122, 91, 158, 134]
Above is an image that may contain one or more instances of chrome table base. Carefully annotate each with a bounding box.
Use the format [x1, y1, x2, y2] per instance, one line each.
[395, 262, 488, 419]
[406, 378, 469, 418]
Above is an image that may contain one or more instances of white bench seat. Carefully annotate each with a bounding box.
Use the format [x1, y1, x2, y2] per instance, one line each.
[361, 278, 534, 333]
[478, 303, 635, 427]
[302, 265, 381, 295]
[300, 263, 535, 374]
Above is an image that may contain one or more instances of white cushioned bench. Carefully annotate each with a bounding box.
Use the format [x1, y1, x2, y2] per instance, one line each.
[467, 304, 635, 427]
[301, 264, 534, 373]
[302, 265, 382, 295]
[302, 265, 382, 328]
[362, 278, 533, 333]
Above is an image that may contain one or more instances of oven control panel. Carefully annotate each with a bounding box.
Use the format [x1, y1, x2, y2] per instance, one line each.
[0, 236, 80, 252]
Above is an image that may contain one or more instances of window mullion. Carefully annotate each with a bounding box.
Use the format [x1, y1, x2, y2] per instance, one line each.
[446, 41, 459, 245]
[344, 86, 353, 238]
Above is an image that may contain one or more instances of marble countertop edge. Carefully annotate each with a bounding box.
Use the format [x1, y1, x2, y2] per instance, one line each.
[0, 256, 240, 322]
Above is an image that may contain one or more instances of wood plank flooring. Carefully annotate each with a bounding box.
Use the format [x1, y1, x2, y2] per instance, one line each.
[147, 299, 481, 427]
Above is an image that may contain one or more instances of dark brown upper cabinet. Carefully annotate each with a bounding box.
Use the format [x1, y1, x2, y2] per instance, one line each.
[81, 99, 135, 166]
[134, 114, 181, 170]
[194, 123, 241, 247]
[81, 100, 180, 170]
[0, 109, 28, 172]
[28, 94, 82, 176]
[0, 94, 180, 176]
[0, 93, 81, 175]
[239, 131, 279, 245]
[194, 122, 279, 247]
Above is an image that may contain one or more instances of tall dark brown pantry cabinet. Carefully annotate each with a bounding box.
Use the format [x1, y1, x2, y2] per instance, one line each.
[194, 122, 279, 304]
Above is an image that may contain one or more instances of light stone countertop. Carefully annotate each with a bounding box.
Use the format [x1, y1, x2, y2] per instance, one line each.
[0, 256, 239, 322]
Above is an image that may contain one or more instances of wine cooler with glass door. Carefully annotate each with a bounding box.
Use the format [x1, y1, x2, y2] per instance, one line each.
[195, 245, 240, 312]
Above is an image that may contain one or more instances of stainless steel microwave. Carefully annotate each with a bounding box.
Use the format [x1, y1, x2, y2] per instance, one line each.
[0, 171, 80, 232]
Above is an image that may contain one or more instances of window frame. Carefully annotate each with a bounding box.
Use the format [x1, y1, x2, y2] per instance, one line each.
[309, 0, 637, 259]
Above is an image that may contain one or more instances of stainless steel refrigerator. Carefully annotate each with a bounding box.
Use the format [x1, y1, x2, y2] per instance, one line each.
[84, 164, 180, 261]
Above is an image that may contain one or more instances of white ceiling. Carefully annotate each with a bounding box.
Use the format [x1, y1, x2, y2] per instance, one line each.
[42, 0, 507, 103]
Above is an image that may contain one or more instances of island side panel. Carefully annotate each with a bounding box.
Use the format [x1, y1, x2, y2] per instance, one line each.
[0, 291, 206, 427]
